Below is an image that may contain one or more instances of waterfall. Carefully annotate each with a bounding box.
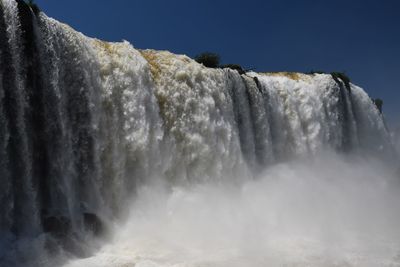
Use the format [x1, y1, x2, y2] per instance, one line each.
[0, 1, 395, 266]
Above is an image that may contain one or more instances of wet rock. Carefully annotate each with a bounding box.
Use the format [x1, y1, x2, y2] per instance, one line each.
[62, 233, 90, 258]
[221, 64, 245, 75]
[83, 213, 103, 236]
[42, 216, 71, 238]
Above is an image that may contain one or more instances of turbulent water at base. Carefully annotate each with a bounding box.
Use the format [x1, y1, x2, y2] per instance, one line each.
[0, 1, 399, 266]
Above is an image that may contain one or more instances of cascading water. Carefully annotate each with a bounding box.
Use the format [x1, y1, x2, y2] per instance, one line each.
[0, 1, 398, 266]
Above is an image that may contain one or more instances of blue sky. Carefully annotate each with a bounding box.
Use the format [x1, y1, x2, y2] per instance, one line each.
[35, 0, 399, 128]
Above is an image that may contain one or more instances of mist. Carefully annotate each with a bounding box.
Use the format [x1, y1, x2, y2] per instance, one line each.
[0, 1, 398, 266]
[64, 152, 400, 267]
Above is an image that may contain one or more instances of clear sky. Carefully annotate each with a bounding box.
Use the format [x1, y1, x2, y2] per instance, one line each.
[34, 0, 399, 128]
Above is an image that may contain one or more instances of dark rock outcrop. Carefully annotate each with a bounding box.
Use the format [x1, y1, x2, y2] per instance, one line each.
[221, 64, 246, 75]
[83, 213, 104, 236]
[42, 216, 72, 237]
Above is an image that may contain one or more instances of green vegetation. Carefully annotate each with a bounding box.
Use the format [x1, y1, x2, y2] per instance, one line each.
[194, 56, 383, 114]
[372, 98, 383, 113]
[194, 52, 220, 68]
[193, 54, 352, 88]
[24, 0, 40, 14]
[194, 52, 247, 74]
[308, 70, 383, 113]
[307, 70, 352, 90]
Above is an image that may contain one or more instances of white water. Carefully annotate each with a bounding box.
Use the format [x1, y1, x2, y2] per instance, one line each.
[0, 1, 398, 266]
[65, 154, 400, 267]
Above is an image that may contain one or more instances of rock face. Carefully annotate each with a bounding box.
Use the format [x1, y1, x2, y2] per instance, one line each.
[0, 0, 395, 266]
[42, 215, 72, 237]
[83, 213, 104, 236]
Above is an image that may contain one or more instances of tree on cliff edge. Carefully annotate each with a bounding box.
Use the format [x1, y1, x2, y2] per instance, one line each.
[194, 52, 220, 68]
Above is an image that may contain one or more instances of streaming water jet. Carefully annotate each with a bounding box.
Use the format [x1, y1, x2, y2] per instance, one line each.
[0, 1, 398, 266]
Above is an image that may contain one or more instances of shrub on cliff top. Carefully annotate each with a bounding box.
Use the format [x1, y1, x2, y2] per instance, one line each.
[194, 52, 246, 74]
[194, 52, 220, 68]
